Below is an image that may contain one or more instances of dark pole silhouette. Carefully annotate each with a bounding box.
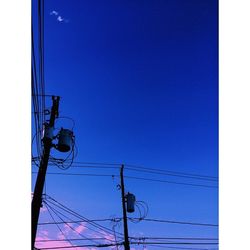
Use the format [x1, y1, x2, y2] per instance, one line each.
[32, 96, 60, 249]
[120, 164, 130, 250]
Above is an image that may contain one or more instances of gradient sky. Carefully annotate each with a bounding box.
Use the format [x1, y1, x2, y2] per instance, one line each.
[32, 0, 218, 249]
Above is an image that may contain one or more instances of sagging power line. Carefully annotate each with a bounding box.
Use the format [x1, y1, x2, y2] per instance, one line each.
[32, 159, 218, 180]
[32, 171, 218, 189]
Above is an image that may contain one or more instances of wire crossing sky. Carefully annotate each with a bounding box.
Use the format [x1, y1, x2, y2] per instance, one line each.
[32, 0, 218, 249]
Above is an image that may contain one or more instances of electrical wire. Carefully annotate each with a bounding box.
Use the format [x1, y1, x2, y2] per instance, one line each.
[125, 164, 218, 180]
[32, 33, 42, 160]
[38, 217, 217, 228]
[136, 218, 218, 227]
[67, 161, 121, 166]
[32, 131, 42, 167]
[43, 200, 101, 245]
[38, 162, 218, 186]
[33, 159, 218, 185]
[38, 219, 122, 226]
[43, 202, 77, 250]
[36, 238, 114, 242]
[125, 167, 218, 182]
[44, 195, 124, 240]
[130, 242, 218, 245]
[36, 241, 218, 250]
[51, 164, 119, 170]
[38, 0, 45, 129]
[32, 0, 46, 162]
[32, 172, 115, 178]
[32, 171, 218, 189]
[129, 237, 218, 241]
[124, 175, 218, 189]
[56, 116, 76, 130]
[145, 245, 213, 250]
[38, 242, 123, 249]
[136, 201, 149, 218]
[41, 0, 46, 129]
[44, 200, 113, 243]
[47, 198, 123, 239]
[58, 161, 218, 180]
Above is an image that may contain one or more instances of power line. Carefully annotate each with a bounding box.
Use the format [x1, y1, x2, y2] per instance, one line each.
[137, 218, 218, 227]
[125, 164, 218, 180]
[37, 241, 218, 250]
[33, 94, 58, 97]
[130, 242, 218, 245]
[38, 217, 217, 228]
[38, 0, 45, 128]
[33, 159, 218, 185]
[32, 6, 45, 161]
[43, 201, 101, 245]
[38, 242, 123, 249]
[145, 245, 215, 250]
[44, 195, 124, 239]
[36, 238, 115, 242]
[129, 237, 218, 240]
[54, 164, 119, 170]
[32, 172, 218, 189]
[38, 218, 120, 226]
[36, 237, 218, 242]
[125, 167, 218, 182]
[43, 202, 76, 249]
[32, 172, 116, 177]
[124, 175, 218, 188]
[68, 161, 121, 166]
[43, 163, 217, 182]
[55, 160, 218, 179]
[68, 161, 218, 179]
[43, 199, 117, 243]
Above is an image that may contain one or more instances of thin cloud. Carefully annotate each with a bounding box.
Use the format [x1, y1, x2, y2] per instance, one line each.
[50, 10, 69, 23]
[74, 224, 86, 234]
[57, 16, 64, 22]
[40, 230, 49, 236]
[50, 10, 58, 16]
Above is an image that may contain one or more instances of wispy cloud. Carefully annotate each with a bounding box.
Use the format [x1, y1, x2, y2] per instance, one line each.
[40, 230, 49, 236]
[50, 10, 58, 16]
[36, 229, 75, 249]
[36, 219, 116, 249]
[74, 224, 86, 234]
[36, 228, 117, 250]
[50, 10, 69, 23]
[57, 16, 64, 22]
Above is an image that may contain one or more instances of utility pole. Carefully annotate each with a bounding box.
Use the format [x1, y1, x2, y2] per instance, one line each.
[32, 96, 60, 249]
[120, 164, 130, 250]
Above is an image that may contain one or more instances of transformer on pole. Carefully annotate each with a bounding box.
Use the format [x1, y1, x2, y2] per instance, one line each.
[32, 96, 60, 250]
[120, 165, 131, 250]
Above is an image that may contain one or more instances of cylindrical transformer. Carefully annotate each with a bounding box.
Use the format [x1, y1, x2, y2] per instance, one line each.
[57, 128, 73, 152]
[126, 193, 136, 213]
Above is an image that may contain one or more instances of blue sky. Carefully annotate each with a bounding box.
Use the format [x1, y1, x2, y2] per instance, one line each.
[32, 0, 218, 249]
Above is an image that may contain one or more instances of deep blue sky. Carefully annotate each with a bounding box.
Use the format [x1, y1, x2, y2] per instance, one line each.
[32, 0, 218, 249]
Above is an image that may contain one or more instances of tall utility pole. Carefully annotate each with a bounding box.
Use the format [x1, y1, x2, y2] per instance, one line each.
[120, 164, 130, 250]
[32, 96, 60, 249]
